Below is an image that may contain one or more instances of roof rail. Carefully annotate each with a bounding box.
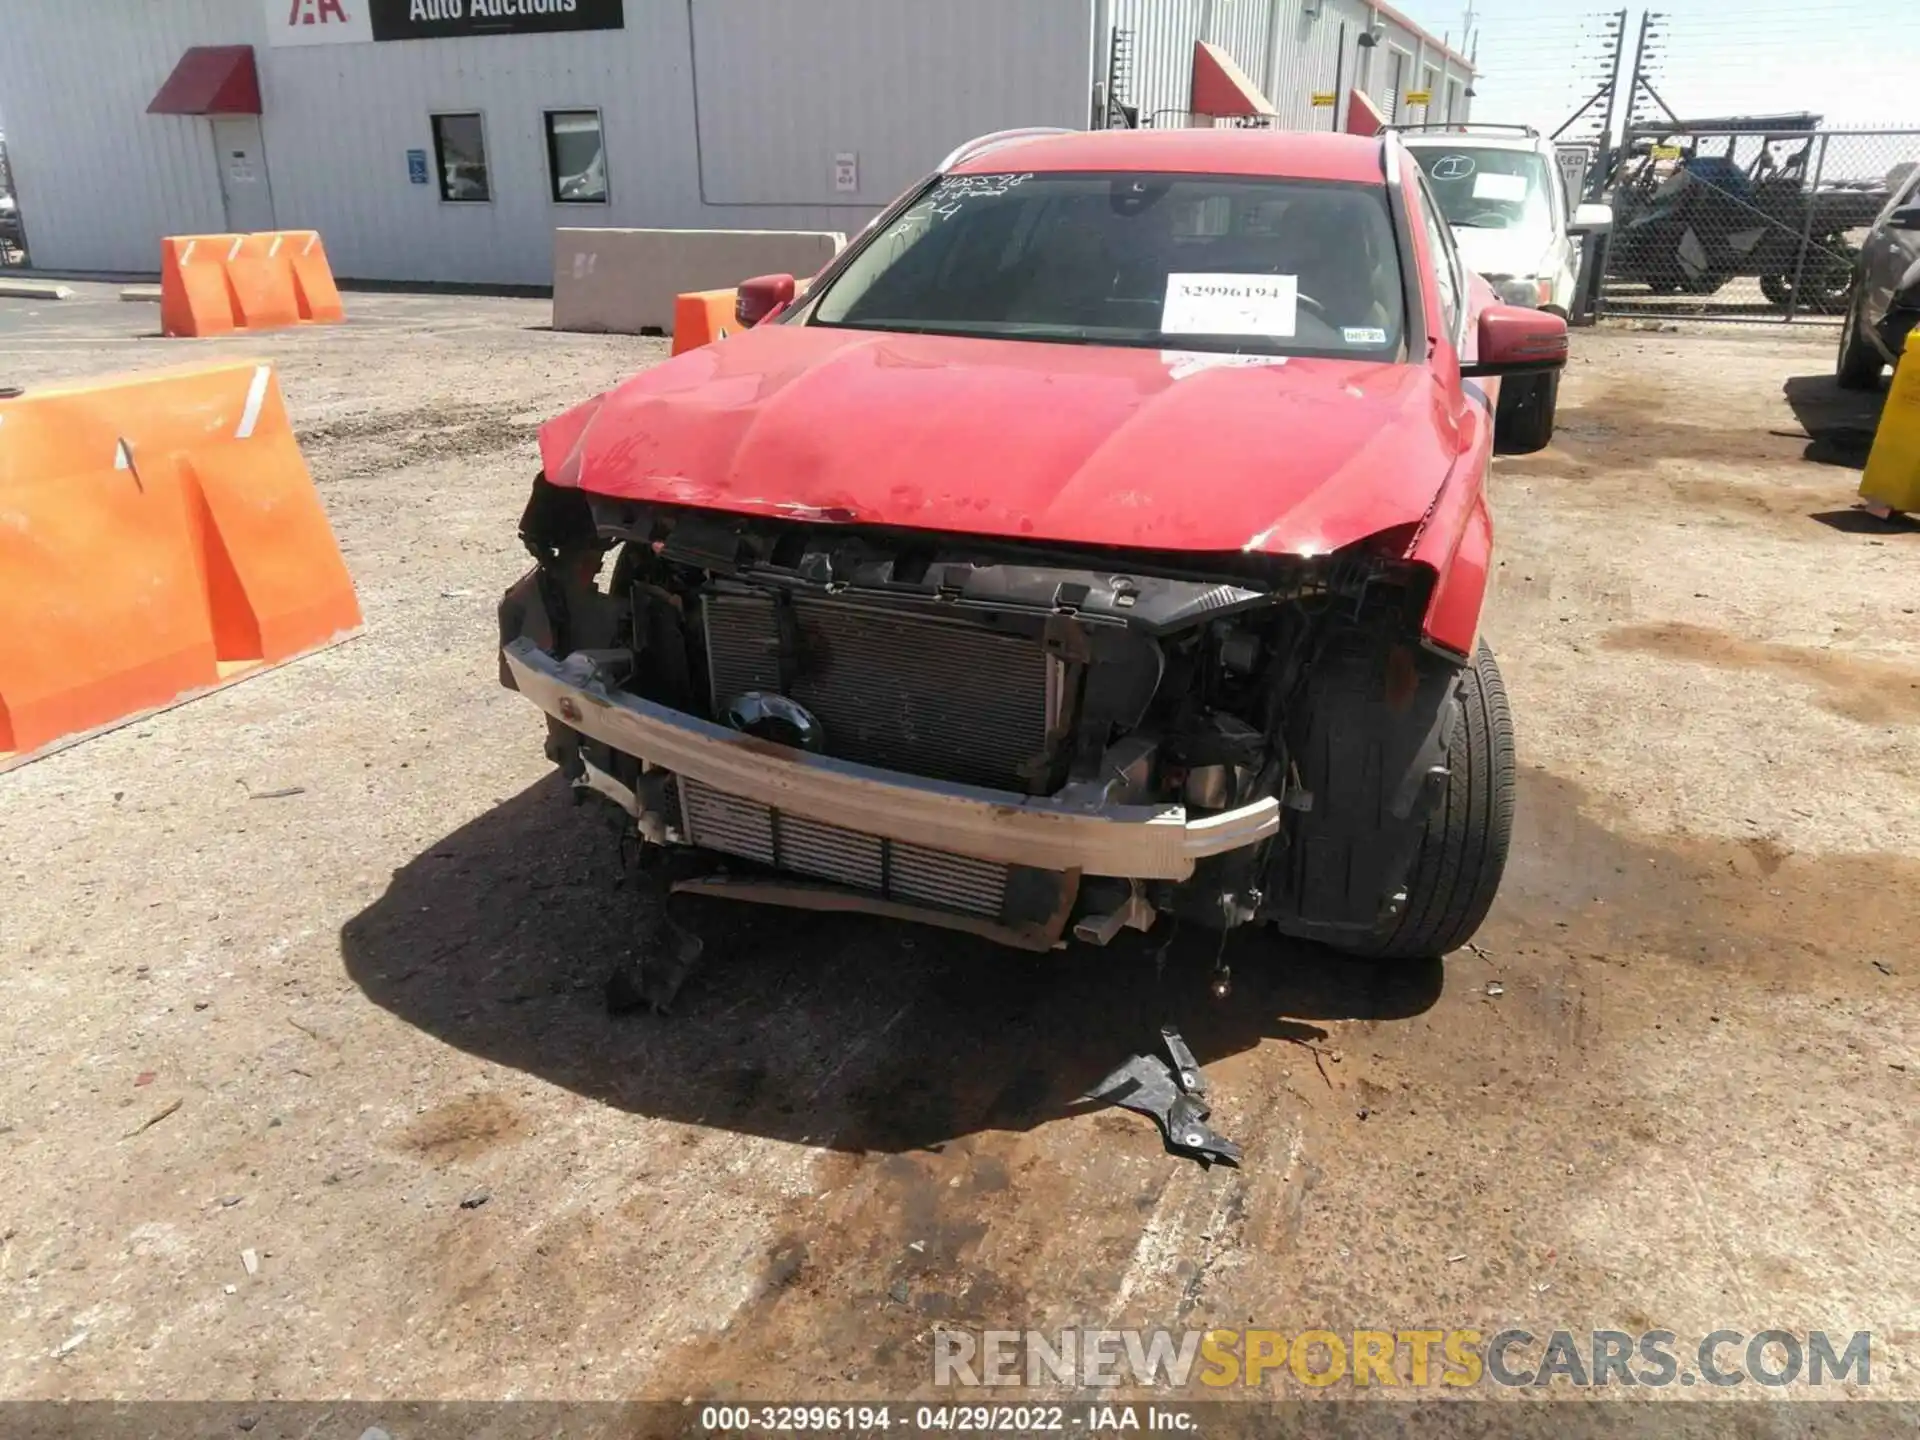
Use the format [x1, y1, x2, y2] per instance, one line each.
[937, 127, 1077, 173]
[1388, 122, 1540, 137]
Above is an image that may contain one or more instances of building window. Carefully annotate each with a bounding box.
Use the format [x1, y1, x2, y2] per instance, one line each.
[545, 109, 608, 203]
[431, 112, 490, 203]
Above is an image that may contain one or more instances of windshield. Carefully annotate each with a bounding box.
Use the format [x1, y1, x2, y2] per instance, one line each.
[805, 172, 1406, 358]
[1413, 147, 1556, 238]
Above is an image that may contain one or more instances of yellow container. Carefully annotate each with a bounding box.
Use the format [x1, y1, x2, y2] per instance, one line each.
[1862, 329, 1920, 515]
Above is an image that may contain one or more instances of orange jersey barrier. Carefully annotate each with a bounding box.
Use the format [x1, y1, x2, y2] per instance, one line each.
[670, 289, 737, 355]
[160, 231, 345, 338]
[0, 362, 361, 766]
[284, 231, 345, 324]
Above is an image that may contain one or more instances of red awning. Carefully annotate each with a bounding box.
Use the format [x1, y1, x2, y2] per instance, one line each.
[1191, 41, 1276, 119]
[1345, 88, 1388, 138]
[147, 46, 261, 116]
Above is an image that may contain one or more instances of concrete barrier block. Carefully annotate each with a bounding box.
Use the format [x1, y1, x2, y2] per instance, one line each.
[0, 281, 76, 300]
[553, 228, 844, 335]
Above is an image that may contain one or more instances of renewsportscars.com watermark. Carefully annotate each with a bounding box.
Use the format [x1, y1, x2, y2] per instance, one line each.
[933, 1328, 1873, 1390]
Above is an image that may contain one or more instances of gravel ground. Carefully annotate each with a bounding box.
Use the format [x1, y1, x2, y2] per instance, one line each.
[2, 289, 1918, 1413]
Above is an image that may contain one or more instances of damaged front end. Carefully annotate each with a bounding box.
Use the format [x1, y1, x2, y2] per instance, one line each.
[500, 476, 1459, 955]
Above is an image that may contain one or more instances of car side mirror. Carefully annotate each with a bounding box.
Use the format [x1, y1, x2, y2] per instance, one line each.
[1460, 304, 1569, 378]
[735, 273, 796, 328]
[1890, 205, 1920, 232]
[1570, 201, 1614, 233]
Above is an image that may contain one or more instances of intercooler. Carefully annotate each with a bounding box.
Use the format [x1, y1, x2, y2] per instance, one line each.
[678, 777, 1011, 920]
[701, 590, 1057, 791]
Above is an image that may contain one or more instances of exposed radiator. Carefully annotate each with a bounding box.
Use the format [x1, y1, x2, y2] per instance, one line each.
[679, 778, 1010, 920]
[702, 591, 1054, 791]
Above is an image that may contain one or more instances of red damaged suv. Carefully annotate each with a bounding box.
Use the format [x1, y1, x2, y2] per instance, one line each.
[500, 126, 1567, 964]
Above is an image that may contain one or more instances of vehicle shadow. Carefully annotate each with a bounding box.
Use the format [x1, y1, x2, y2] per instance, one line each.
[1782, 372, 1881, 469]
[339, 774, 1442, 1153]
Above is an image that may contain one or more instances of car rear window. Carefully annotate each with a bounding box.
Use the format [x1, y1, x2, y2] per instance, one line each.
[805, 172, 1406, 358]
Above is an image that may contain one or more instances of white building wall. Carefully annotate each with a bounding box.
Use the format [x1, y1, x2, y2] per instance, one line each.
[1267, 0, 1359, 131]
[0, 0, 1096, 285]
[1348, 2, 1473, 129]
[0, 0, 240, 272]
[689, 0, 1095, 207]
[1104, 0, 1469, 134]
[0, 0, 1471, 283]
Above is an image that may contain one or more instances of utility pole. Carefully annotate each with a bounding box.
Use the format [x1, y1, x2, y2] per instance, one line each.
[1597, 8, 1629, 189]
[1623, 11, 1678, 139]
[1549, 8, 1626, 192]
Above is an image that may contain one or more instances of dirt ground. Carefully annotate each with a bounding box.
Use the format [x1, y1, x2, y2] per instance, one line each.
[3, 288, 1918, 1413]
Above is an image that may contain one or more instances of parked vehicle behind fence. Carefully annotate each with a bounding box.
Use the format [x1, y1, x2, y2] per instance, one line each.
[1607, 123, 1888, 314]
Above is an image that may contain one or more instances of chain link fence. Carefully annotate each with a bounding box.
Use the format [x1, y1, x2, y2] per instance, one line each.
[1596, 124, 1920, 322]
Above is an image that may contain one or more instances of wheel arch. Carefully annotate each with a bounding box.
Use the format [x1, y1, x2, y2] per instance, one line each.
[1406, 442, 1494, 660]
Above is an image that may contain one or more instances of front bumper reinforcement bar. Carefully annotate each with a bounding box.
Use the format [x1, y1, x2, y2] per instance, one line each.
[503, 639, 1280, 881]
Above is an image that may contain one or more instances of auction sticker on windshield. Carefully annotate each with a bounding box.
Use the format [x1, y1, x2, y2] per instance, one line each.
[1472, 172, 1529, 203]
[1162, 273, 1298, 338]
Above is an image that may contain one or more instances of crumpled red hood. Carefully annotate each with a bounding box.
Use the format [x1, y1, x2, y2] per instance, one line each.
[540, 325, 1463, 557]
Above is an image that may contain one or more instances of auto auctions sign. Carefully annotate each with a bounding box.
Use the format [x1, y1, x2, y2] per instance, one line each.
[371, 0, 626, 40]
[266, 0, 623, 45]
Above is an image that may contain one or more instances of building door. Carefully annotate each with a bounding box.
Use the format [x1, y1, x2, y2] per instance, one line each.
[210, 116, 275, 234]
[1384, 50, 1408, 121]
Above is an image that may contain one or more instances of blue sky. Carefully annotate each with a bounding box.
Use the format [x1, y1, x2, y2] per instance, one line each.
[1395, 0, 1917, 135]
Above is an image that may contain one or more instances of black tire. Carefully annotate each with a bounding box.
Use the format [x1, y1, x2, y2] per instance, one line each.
[1837, 291, 1886, 390]
[1765, 255, 1856, 315]
[1494, 369, 1559, 454]
[1357, 642, 1516, 960]
[1266, 639, 1515, 961]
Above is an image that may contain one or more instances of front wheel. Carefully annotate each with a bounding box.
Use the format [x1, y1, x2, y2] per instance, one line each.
[1837, 290, 1886, 390]
[1353, 642, 1516, 960]
[1494, 369, 1559, 454]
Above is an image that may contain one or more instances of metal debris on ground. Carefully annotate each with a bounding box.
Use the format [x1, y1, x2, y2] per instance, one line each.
[1485, 982, 1506, 997]
[607, 884, 707, 1015]
[123, 1096, 182, 1139]
[241, 1248, 260, 1276]
[459, 1187, 491, 1210]
[239, 781, 306, 800]
[1083, 1026, 1242, 1167]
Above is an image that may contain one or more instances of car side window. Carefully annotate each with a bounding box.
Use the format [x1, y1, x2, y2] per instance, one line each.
[1412, 170, 1464, 343]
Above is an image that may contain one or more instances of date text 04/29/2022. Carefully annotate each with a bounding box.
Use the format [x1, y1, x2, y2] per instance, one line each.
[698, 1403, 1194, 1432]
